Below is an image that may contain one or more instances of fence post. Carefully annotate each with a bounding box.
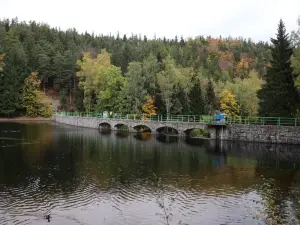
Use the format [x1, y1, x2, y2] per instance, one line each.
[295, 118, 297, 127]
[278, 118, 280, 126]
[194, 116, 195, 122]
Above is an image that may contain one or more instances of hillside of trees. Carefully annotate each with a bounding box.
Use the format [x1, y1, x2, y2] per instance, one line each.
[0, 17, 300, 117]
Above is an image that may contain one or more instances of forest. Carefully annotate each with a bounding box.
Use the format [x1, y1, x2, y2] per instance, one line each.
[0, 17, 300, 117]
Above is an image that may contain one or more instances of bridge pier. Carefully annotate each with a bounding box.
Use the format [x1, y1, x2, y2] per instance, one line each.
[206, 124, 227, 140]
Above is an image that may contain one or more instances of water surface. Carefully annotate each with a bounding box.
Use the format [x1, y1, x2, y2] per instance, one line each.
[1, 122, 300, 225]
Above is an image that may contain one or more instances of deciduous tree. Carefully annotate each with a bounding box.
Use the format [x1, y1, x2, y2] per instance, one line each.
[219, 89, 240, 117]
[142, 95, 157, 116]
[21, 72, 52, 117]
[156, 55, 180, 116]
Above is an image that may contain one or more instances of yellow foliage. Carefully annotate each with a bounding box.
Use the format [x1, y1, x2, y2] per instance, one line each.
[22, 72, 52, 117]
[219, 89, 240, 117]
[0, 53, 5, 72]
[235, 54, 254, 78]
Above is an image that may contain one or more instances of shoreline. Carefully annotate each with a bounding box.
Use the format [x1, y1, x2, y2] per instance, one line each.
[0, 117, 51, 122]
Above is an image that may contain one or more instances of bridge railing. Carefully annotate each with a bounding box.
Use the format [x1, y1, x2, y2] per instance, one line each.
[54, 112, 300, 126]
[226, 117, 300, 126]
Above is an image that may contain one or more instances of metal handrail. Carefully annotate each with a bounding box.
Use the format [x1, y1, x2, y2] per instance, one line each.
[54, 112, 300, 126]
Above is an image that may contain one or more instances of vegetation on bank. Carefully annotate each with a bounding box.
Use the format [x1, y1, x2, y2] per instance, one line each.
[189, 128, 210, 138]
[0, 17, 300, 118]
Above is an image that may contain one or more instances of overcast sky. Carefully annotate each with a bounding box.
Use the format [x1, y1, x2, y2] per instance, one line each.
[0, 0, 299, 42]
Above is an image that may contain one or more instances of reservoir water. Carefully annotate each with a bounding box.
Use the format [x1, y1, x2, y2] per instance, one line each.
[1, 122, 300, 225]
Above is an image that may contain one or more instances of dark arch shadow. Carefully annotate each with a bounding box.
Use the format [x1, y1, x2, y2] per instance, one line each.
[133, 125, 152, 133]
[99, 122, 111, 134]
[156, 126, 179, 135]
[114, 124, 129, 131]
[156, 134, 178, 143]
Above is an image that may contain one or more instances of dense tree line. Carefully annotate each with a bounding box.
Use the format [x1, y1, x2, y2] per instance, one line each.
[0, 17, 299, 117]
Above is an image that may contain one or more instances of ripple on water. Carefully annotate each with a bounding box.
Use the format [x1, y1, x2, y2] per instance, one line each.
[2, 122, 300, 225]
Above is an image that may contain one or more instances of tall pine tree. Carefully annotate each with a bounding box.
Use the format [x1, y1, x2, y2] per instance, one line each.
[205, 80, 217, 114]
[257, 20, 298, 117]
[189, 74, 205, 114]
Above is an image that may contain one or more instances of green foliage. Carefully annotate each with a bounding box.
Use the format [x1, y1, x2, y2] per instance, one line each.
[121, 61, 146, 113]
[76, 50, 125, 112]
[21, 72, 52, 117]
[292, 48, 300, 82]
[215, 70, 262, 116]
[0, 17, 299, 116]
[291, 16, 300, 48]
[190, 129, 210, 138]
[97, 65, 125, 111]
[156, 55, 180, 115]
[205, 80, 217, 114]
[258, 20, 299, 117]
[189, 74, 205, 114]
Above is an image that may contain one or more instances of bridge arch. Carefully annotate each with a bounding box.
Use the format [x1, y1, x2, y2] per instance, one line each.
[99, 122, 112, 131]
[114, 123, 129, 131]
[133, 124, 152, 133]
[156, 126, 179, 135]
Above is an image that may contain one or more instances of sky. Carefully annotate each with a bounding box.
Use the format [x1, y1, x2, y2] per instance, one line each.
[0, 0, 299, 42]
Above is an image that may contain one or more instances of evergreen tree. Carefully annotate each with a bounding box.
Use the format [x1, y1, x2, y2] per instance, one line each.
[189, 75, 205, 114]
[0, 17, 281, 116]
[205, 80, 217, 114]
[257, 20, 299, 116]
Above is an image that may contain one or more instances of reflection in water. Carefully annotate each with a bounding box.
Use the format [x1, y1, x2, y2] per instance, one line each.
[0, 122, 300, 225]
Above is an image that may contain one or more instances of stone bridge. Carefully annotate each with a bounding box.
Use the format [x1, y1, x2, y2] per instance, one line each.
[53, 115, 300, 144]
[53, 115, 222, 138]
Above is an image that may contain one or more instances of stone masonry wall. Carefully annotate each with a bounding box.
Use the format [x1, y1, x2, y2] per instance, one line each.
[225, 125, 300, 144]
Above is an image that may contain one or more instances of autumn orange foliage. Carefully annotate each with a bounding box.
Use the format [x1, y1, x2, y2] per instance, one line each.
[142, 95, 157, 120]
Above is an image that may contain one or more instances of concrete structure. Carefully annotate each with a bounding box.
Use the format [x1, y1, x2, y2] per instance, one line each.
[53, 115, 300, 144]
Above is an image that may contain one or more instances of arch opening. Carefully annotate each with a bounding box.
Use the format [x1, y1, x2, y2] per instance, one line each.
[184, 128, 210, 138]
[156, 126, 179, 135]
[99, 122, 111, 132]
[114, 124, 129, 132]
[133, 125, 152, 133]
